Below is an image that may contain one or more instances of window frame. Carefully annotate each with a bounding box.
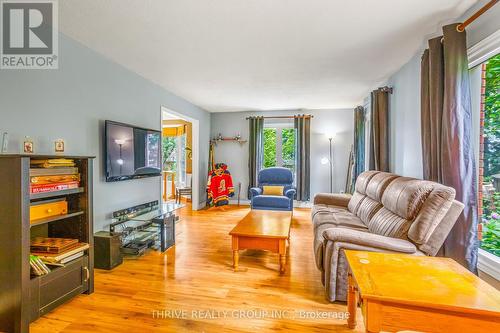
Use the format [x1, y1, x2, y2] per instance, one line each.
[468, 28, 500, 281]
[263, 120, 296, 172]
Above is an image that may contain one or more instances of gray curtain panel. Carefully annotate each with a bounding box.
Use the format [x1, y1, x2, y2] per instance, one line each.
[294, 115, 311, 201]
[369, 89, 390, 172]
[421, 23, 478, 272]
[248, 116, 264, 196]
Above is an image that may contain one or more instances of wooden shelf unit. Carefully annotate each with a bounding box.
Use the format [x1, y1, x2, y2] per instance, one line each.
[0, 155, 95, 333]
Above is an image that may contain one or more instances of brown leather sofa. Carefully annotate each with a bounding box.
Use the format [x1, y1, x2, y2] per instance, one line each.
[312, 171, 464, 302]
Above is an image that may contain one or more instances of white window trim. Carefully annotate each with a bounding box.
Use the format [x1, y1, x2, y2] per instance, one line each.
[468, 29, 500, 69]
[468, 29, 500, 281]
[478, 249, 500, 281]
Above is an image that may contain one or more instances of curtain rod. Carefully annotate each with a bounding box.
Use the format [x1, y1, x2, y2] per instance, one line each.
[377, 86, 393, 94]
[457, 0, 498, 32]
[246, 115, 313, 120]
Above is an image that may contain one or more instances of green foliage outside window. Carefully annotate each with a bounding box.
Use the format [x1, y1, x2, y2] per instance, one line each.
[482, 192, 500, 256]
[263, 127, 296, 171]
[282, 128, 296, 170]
[481, 53, 500, 257]
[484, 54, 500, 180]
[263, 128, 277, 168]
[162, 136, 176, 171]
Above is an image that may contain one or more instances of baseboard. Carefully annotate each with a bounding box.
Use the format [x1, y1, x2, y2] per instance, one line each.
[294, 201, 312, 208]
[229, 199, 250, 206]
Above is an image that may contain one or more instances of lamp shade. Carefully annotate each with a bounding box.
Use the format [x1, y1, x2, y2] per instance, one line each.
[325, 132, 336, 140]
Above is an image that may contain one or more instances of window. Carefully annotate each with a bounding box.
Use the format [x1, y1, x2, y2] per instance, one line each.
[477, 54, 500, 257]
[469, 31, 500, 281]
[263, 125, 296, 174]
[162, 132, 187, 185]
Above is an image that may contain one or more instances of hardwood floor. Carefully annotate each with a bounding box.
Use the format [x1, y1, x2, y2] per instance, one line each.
[31, 205, 364, 332]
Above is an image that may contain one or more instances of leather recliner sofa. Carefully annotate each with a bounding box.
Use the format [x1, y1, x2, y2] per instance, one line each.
[312, 171, 464, 302]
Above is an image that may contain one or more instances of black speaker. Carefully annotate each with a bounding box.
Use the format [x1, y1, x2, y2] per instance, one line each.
[94, 231, 123, 270]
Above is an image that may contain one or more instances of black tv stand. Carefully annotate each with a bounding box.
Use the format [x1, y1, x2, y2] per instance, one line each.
[109, 200, 182, 254]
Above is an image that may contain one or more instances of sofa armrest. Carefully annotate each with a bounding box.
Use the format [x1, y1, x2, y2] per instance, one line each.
[250, 187, 262, 198]
[313, 193, 352, 207]
[285, 188, 296, 200]
[323, 228, 417, 254]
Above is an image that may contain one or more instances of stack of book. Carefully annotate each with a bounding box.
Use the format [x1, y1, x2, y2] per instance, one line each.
[30, 159, 80, 194]
[30, 255, 51, 276]
[30, 237, 89, 265]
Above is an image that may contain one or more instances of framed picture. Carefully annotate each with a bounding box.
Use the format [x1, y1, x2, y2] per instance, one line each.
[55, 139, 65, 153]
[23, 139, 34, 154]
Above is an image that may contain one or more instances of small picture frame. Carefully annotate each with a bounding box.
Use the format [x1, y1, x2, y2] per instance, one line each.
[23, 138, 34, 154]
[55, 139, 65, 153]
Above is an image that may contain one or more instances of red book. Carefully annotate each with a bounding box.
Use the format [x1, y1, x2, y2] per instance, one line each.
[30, 181, 80, 194]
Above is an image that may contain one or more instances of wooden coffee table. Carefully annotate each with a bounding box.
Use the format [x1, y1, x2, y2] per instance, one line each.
[345, 250, 500, 333]
[229, 210, 292, 273]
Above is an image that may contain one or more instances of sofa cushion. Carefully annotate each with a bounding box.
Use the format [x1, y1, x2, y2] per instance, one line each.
[312, 204, 347, 220]
[356, 197, 382, 224]
[252, 195, 290, 209]
[367, 207, 413, 239]
[381, 177, 434, 220]
[365, 172, 399, 201]
[347, 191, 366, 215]
[354, 170, 380, 194]
[313, 209, 367, 232]
[408, 185, 456, 245]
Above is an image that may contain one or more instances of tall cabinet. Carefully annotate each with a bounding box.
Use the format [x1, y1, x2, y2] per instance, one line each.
[0, 155, 94, 333]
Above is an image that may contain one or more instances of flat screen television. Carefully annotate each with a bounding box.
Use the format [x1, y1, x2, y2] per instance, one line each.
[105, 120, 162, 182]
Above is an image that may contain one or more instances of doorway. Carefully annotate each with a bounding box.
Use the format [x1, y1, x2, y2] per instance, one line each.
[161, 107, 200, 210]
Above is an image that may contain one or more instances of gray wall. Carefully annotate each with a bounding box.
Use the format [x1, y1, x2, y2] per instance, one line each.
[0, 34, 211, 231]
[385, 0, 500, 177]
[210, 109, 354, 200]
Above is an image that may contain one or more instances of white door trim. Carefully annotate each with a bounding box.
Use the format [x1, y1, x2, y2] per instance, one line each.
[161, 106, 200, 211]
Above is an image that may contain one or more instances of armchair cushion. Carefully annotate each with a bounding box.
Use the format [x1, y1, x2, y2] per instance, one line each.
[252, 195, 291, 209]
[322, 228, 417, 254]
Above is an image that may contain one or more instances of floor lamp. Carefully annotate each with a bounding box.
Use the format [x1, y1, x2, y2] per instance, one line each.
[327, 133, 335, 193]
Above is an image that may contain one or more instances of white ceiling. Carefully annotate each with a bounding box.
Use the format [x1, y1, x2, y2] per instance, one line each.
[59, 0, 478, 112]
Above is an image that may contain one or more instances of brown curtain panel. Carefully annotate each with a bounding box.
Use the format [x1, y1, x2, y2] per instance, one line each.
[369, 89, 390, 172]
[294, 115, 311, 201]
[421, 24, 478, 272]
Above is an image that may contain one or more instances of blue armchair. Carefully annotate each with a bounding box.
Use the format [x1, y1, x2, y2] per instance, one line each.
[250, 167, 296, 211]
